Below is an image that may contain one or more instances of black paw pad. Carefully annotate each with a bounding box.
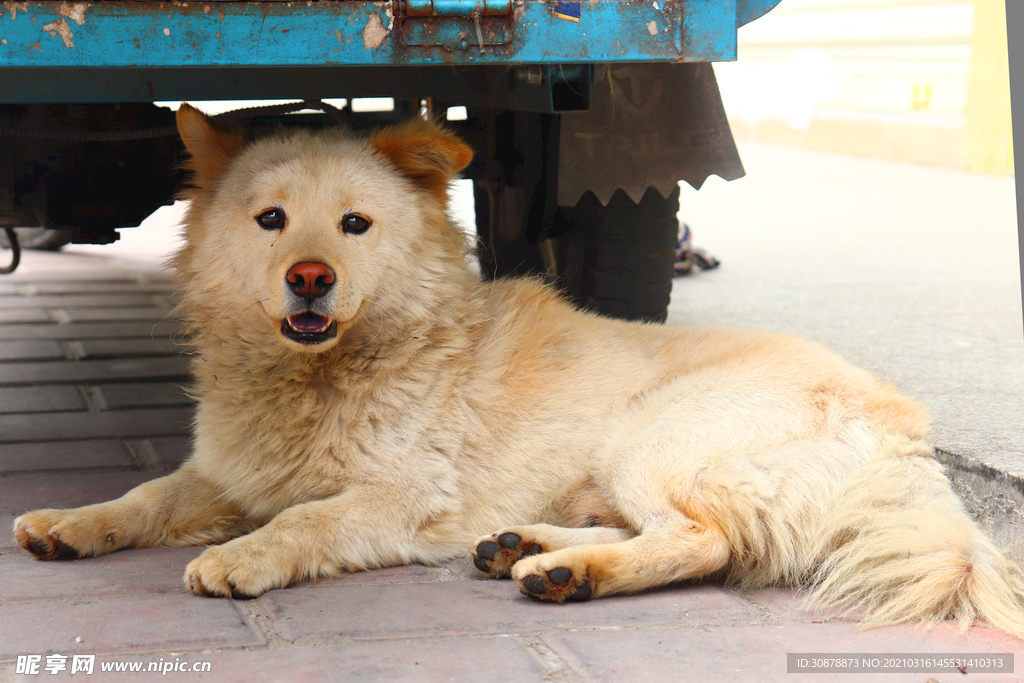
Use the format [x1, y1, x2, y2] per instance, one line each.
[568, 582, 593, 601]
[473, 555, 491, 572]
[547, 567, 573, 585]
[522, 574, 548, 594]
[498, 532, 521, 550]
[476, 541, 500, 561]
[27, 537, 50, 558]
[56, 541, 78, 559]
[229, 584, 256, 600]
[523, 544, 543, 557]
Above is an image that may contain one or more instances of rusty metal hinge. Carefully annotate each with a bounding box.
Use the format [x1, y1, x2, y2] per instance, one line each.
[397, 0, 512, 51]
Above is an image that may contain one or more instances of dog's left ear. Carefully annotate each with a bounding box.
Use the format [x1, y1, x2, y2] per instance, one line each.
[177, 103, 246, 190]
[370, 118, 474, 201]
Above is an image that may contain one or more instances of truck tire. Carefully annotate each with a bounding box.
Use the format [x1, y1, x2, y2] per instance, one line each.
[468, 108, 678, 324]
[555, 186, 680, 324]
[474, 181, 679, 324]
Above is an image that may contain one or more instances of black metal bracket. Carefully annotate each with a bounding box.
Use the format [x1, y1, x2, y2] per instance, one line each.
[0, 227, 20, 274]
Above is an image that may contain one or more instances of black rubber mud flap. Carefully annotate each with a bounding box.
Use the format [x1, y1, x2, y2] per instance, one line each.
[555, 186, 680, 324]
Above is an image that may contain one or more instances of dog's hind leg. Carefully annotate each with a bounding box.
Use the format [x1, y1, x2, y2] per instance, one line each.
[472, 524, 633, 578]
[504, 382, 761, 602]
[509, 516, 730, 601]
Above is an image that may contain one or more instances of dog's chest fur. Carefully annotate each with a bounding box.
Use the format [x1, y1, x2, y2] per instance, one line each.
[186, 331, 472, 524]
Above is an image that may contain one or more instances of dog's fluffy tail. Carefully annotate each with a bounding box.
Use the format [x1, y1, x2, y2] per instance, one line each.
[810, 436, 1024, 639]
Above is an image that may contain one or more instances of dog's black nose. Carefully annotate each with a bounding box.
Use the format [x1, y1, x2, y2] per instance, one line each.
[287, 262, 335, 301]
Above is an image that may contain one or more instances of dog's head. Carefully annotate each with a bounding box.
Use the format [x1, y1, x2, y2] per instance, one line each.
[174, 104, 473, 354]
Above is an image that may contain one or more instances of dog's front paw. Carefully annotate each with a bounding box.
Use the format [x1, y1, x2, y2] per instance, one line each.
[14, 509, 118, 560]
[184, 541, 291, 599]
[511, 553, 594, 603]
[472, 530, 545, 578]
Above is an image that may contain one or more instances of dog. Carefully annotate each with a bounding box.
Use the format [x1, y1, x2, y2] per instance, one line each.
[13, 105, 1024, 638]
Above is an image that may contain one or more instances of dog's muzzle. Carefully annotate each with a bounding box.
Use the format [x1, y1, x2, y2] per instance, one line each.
[281, 261, 339, 345]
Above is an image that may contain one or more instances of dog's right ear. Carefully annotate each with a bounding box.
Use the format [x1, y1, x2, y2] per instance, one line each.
[176, 103, 245, 189]
[369, 118, 474, 203]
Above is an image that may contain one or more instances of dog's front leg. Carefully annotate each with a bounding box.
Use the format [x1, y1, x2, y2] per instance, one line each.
[14, 463, 253, 560]
[184, 484, 457, 598]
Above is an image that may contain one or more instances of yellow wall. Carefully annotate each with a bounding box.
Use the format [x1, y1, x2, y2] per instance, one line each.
[964, 0, 1013, 173]
[717, 0, 1014, 174]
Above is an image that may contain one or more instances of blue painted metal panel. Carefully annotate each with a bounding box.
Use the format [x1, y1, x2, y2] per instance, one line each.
[0, 0, 747, 68]
[404, 18, 510, 48]
[682, 0, 735, 62]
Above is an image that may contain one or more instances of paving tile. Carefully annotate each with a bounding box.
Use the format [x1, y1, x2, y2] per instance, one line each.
[0, 386, 85, 413]
[0, 546, 203, 601]
[141, 269, 175, 283]
[94, 382, 192, 410]
[75, 337, 187, 360]
[543, 622, 1023, 683]
[318, 563, 445, 589]
[0, 515, 17, 549]
[436, 557, 483, 580]
[0, 440, 135, 473]
[0, 356, 188, 386]
[58, 308, 174, 323]
[0, 269, 140, 283]
[27, 282, 173, 295]
[0, 341, 65, 362]
[0, 407, 192, 443]
[265, 579, 759, 643]
[0, 470, 163, 515]
[0, 294, 159, 309]
[0, 309, 51, 324]
[0, 282, 18, 295]
[0, 321, 182, 341]
[22, 639, 551, 683]
[139, 436, 192, 467]
[0, 593, 263, 659]
[744, 585, 864, 623]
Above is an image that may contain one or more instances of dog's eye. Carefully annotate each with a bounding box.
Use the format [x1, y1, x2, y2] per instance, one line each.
[341, 213, 371, 235]
[256, 209, 286, 231]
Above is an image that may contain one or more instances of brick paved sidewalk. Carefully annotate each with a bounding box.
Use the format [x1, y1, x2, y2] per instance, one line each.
[1, 243, 1021, 683]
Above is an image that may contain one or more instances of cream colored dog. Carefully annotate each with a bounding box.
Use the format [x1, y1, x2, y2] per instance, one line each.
[14, 105, 1024, 638]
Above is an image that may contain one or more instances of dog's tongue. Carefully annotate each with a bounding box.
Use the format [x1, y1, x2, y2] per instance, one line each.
[288, 312, 331, 333]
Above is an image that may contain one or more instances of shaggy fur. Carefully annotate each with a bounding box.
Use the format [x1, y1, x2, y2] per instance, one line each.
[14, 106, 1024, 638]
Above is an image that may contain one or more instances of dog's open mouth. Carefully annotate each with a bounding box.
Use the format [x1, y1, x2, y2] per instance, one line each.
[281, 312, 339, 345]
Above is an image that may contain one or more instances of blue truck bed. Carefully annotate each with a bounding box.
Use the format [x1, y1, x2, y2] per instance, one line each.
[0, 0, 781, 323]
